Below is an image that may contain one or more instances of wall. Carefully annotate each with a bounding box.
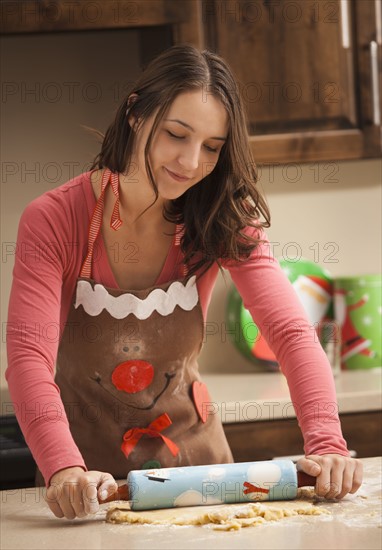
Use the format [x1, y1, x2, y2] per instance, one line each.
[1, 31, 381, 405]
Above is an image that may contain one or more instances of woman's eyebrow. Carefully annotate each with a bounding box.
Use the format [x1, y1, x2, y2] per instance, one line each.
[164, 118, 227, 141]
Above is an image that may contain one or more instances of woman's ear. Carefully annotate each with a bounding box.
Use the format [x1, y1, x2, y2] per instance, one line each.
[127, 113, 137, 130]
[126, 93, 139, 130]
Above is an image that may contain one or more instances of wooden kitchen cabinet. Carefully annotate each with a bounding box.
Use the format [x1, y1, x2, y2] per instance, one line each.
[223, 410, 382, 461]
[2, 0, 380, 163]
[174, 0, 382, 163]
[0, 0, 187, 32]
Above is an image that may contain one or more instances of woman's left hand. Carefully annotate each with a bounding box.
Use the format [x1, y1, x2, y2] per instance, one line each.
[296, 454, 363, 500]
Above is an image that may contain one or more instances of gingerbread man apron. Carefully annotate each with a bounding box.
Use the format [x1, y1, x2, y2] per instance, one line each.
[45, 168, 233, 481]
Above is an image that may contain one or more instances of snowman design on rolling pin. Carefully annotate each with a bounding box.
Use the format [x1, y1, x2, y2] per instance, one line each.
[242, 461, 282, 500]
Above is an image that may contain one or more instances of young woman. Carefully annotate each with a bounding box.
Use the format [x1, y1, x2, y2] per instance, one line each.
[6, 45, 362, 520]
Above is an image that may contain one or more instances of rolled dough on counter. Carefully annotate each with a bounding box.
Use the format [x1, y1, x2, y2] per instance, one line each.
[106, 494, 329, 531]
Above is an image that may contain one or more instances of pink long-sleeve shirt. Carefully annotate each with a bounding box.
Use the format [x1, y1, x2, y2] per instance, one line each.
[6, 171, 349, 485]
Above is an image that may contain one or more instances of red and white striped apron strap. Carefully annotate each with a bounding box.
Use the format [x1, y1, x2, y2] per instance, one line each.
[174, 223, 188, 277]
[109, 172, 123, 231]
[80, 168, 123, 279]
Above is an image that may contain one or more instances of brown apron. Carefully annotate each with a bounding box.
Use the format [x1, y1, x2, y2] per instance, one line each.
[36, 169, 232, 485]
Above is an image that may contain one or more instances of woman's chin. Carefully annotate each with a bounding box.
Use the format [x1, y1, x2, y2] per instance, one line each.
[157, 184, 189, 201]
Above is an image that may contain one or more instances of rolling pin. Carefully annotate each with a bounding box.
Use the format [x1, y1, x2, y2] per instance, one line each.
[101, 459, 316, 511]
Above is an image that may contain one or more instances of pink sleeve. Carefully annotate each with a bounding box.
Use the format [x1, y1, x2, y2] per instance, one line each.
[222, 226, 349, 457]
[6, 199, 87, 485]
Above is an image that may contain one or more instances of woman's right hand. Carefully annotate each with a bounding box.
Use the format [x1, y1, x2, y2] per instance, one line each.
[45, 467, 118, 519]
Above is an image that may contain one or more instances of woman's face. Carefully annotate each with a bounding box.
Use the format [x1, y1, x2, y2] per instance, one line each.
[131, 90, 229, 201]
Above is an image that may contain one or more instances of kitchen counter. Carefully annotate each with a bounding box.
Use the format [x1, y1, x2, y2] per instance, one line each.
[1, 457, 381, 550]
[202, 368, 382, 423]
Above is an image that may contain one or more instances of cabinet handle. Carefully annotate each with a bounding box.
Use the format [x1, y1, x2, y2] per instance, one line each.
[340, 0, 351, 49]
[370, 41, 381, 126]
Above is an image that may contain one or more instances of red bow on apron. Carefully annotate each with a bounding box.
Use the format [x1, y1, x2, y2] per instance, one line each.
[121, 413, 179, 458]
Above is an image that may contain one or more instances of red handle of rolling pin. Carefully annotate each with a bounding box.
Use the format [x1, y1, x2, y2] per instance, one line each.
[99, 483, 129, 503]
[297, 471, 316, 487]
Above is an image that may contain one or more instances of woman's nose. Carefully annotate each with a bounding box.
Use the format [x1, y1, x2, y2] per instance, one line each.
[178, 146, 200, 171]
[111, 360, 154, 393]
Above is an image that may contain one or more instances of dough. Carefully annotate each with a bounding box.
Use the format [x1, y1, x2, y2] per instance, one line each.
[106, 497, 329, 531]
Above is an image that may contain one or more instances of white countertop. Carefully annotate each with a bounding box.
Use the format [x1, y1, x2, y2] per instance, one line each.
[201, 368, 382, 423]
[1, 457, 381, 550]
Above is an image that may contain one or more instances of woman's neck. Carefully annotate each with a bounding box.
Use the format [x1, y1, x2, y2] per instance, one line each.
[118, 170, 167, 229]
[90, 167, 172, 234]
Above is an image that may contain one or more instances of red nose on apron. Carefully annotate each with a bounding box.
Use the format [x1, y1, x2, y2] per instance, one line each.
[111, 360, 154, 393]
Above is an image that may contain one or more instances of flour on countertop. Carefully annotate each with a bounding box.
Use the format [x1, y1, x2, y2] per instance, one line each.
[106, 500, 329, 531]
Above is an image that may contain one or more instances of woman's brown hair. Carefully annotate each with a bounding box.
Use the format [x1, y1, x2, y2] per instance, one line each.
[89, 44, 270, 278]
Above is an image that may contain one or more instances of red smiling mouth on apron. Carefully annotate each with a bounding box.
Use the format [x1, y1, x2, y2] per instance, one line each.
[90, 371, 176, 410]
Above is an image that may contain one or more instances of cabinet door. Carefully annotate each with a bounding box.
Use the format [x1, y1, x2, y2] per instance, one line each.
[175, 0, 381, 163]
